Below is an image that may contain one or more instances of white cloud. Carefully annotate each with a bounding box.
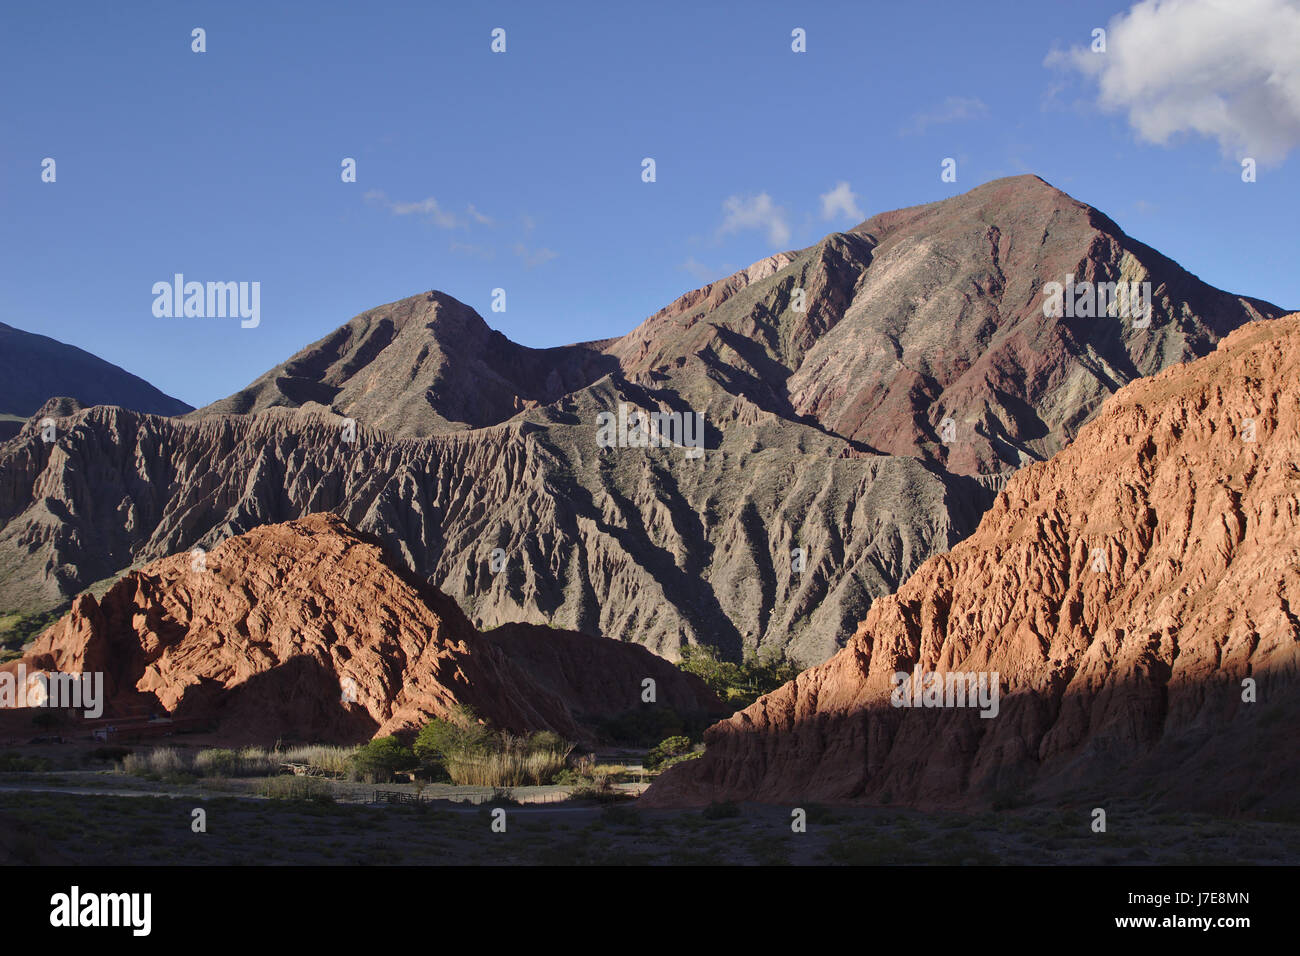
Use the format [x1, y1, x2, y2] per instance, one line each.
[1046, 0, 1300, 165]
[901, 96, 989, 135]
[513, 243, 558, 268]
[819, 181, 865, 222]
[364, 190, 462, 228]
[717, 192, 791, 246]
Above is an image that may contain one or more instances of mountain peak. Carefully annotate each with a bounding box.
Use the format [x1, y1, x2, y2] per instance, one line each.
[191, 290, 614, 436]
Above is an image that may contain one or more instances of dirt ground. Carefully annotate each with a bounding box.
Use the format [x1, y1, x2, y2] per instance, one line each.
[2, 768, 1297, 866]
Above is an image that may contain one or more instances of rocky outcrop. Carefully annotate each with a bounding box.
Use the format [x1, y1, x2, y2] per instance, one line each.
[3, 514, 719, 744]
[642, 315, 1300, 813]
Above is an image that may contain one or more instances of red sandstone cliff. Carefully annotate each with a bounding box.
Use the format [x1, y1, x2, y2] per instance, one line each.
[643, 315, 1300, 813]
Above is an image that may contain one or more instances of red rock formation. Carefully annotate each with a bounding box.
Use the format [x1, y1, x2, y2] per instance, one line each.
[3, 514, 718, 745]
[643, 315, 1300, 813]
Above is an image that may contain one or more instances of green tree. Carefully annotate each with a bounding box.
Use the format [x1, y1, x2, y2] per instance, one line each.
[645, 735, 693, 770]
[351, 736, 416, 781]
[679, 644, 802, 709]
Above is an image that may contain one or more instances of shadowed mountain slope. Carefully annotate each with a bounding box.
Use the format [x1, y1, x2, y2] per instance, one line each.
[0, 322, 191, 439]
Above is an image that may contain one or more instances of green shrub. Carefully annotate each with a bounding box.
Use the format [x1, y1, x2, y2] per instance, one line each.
[594, 706, 711, 746]
[645, 735, 693, 770]
[679, 644, 802, 710]
[350, 736, 416, 781]
[413, 705, 491, 766]
[412, 712, 572, 787]
[0, 751, 51, 772]
[525, 730, 567, 755]
[656, 750, 703, 771]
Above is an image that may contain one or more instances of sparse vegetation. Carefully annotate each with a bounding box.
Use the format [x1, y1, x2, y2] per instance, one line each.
[257, 776, 335, 803]
[678, 644, 801, 709]
[121, 748, 186, 777]
[194, 748, 281, 777]
[0, 607, 66, 662]
[0, 751, 51, 772]
[443, 738, 570, 787]
[117, 744, 360, 780]
[279, 745, 355, 777]
[645, 734, 700, 771]
[412, 708, 573, 787]
[702, 800, 741, 819]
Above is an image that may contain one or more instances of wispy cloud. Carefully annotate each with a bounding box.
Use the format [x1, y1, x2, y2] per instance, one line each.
[450, 240, 494, 260]
[513, 243, 558, 268]
[717, 192, 791, 246]
[1045, 0, 1300, 165]
[819, 181, 864, 222]
[681, 257, 717, 282]
[364, 190, 462, 228]
[365, 192, 498, 229]
[901, 96, 989, 135]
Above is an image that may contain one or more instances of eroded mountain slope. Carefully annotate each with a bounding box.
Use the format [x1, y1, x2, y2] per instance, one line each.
[644, 315, 1300, 811]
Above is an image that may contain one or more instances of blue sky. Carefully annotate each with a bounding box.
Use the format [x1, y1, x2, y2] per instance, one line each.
[2, 0, 1297, 407]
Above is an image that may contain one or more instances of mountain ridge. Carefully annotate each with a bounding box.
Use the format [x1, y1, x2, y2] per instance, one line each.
[0, 175, 1287, 665]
